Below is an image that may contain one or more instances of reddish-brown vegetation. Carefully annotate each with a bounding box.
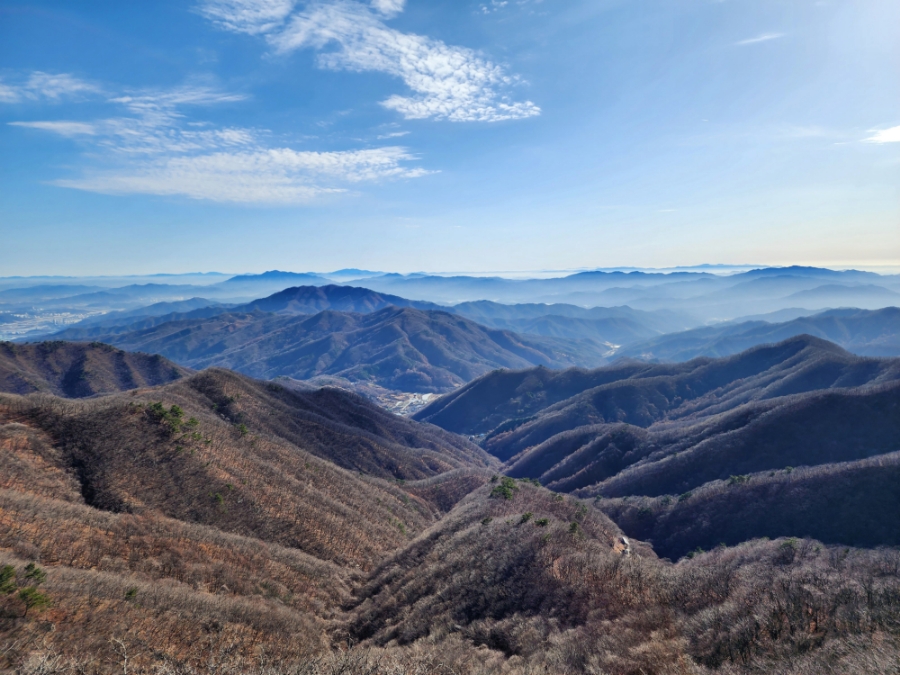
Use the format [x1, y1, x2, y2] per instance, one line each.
[2, 357, 900, 674]
[0, 371, 477, 567]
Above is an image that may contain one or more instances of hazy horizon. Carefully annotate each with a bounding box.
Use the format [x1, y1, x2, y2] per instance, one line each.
[3, 263, 900, 282]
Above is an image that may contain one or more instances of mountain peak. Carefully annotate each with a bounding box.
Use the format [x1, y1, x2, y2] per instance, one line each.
[237, 284, 445, 315]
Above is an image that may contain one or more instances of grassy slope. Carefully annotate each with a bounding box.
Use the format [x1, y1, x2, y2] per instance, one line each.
[0, 371, 500, 672]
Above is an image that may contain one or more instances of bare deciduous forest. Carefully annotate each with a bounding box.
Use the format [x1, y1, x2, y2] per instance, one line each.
[2, 341, 900, 674]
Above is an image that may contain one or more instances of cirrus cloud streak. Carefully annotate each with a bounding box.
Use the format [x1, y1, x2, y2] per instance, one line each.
[0, 72, 102, 103]
[203, 0, 540, 123]
[9, 120, 97, 136]
[735, 32, 785, 46]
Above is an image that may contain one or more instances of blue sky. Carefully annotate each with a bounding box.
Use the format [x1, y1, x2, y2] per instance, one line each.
[1, 0, 898, 276]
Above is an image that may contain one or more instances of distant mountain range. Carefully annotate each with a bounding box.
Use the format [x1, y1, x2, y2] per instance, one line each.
[4, 265, 899, 322]
[621, 306, 900, 360]
[50, 285, 696, 353]
[71, 297, 230, 329]
[53, 303, 612, 392]
[449, 300, 695, 344]
[38, 284, 900, 396]
[341, 266, 900, 320]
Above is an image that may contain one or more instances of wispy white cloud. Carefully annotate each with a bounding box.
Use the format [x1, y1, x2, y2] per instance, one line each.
[201, 0, 540, 123]
[735, 32, 785, 46]
[200, 0, 296, 35]
[0, 81, 20, 103]
[10, 80, 432, 204]
[26, 72, 102, 100]
[0, 72, 102, 103]
[377, 130, 409, 139]
[8, 121, 97, 136]
[96, 86, 254, 154]
[370, 0, 405, 16]
[864, 125, 900, 144]
[111, 86, 246, 113]
[54, 146, 430, 203]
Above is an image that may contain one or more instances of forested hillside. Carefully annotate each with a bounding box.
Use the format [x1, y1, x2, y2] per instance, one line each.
[415, 335, 900, 437]
[2, 339, 900, 673]
[51, 308, 610, 392]
[416, 336, 900, 564]
[0, 341, 189, 398]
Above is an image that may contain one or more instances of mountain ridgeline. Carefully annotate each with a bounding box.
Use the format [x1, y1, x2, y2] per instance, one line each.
[416, 335, 900, 558]
[234, 284, 446, 314]
[2, 337, 900, 673]
[621, 306, 900, 360]
[415, 335, 900, 434]
[52, 303, 612, 392]
[5, 265, 900, 344]
[0, 340, 189, 397]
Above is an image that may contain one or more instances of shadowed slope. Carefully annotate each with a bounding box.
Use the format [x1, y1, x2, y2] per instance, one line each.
[412, 362, 654, 435]
[0, 341, 190, 398]
[345, 480, 900, 673]
[173, 368, 496, 479]
[600, 451, 900, 560]
[563, 381, 900, 497]
[415, 336, 900, 556]
[416, 335, 900, 444]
